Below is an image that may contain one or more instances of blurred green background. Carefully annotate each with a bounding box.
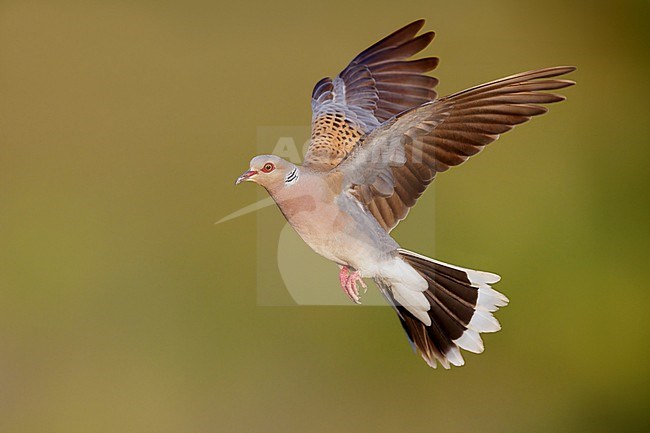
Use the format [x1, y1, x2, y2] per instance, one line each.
[1, 0, 649, 432]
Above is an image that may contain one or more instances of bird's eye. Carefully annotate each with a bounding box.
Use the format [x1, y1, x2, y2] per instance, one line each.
[262, 163, 275, 173]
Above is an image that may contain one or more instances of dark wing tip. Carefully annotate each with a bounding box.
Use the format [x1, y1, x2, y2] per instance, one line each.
[420, 31, 436, 45]
[550, 79, 577, 89]
[541, 65, 576, 89]
[423, 57, 440, 70]
[545, 65, 577, 77]
[407, 19, 426, 31]
[311, 77, 333, 100]
[550, 93, 567, 102]
[390, 19, 427, 38]
[352, 20, 429, 64]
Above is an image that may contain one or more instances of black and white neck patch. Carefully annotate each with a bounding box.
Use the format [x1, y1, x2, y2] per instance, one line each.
[285, 167, 299, 184]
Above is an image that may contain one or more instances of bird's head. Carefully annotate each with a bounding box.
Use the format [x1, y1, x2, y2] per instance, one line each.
[235, 155, 298, 191]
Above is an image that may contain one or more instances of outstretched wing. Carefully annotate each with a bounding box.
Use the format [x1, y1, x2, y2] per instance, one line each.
[303, 20, 439, 171]
[333, 66, 576, 231]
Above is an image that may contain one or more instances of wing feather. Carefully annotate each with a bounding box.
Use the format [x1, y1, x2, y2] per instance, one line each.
[304, 20, 439, 171]
[333, 66, 576, 231]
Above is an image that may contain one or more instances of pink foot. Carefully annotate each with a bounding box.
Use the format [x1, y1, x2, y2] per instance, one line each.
[338, 266, 367, 304]
[339, 266, 350, 289]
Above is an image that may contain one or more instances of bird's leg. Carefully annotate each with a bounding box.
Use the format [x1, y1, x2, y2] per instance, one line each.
[347, 270, 367, 300]
[339, 266, 350, 290]
[339, 266, 359, 303]
[338, 265, 366, 304]
[353, 270, 368, 295]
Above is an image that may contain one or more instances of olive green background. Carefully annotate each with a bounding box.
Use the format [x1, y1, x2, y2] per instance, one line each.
[1, 1, 649, 432]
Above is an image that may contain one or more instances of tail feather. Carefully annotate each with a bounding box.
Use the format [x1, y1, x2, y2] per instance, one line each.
[380, 248, 509, 368]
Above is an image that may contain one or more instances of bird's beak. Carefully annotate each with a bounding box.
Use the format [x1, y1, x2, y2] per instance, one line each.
[235, 169, 258, 185]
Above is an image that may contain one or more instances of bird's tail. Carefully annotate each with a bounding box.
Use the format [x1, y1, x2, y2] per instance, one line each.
[381, 248, 509, 369]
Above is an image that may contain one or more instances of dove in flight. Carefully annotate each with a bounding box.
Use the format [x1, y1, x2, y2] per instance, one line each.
[235, 20, 575, 368]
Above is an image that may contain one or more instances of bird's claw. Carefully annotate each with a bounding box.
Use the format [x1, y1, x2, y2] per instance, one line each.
[339, 266, 366, 304]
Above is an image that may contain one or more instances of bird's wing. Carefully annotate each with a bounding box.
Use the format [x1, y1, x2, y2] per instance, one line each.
[303, 20, 439, 171]
[332, 66, 576, 232]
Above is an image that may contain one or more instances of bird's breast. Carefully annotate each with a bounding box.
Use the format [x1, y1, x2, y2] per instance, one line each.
[272, 183, 397, 270]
